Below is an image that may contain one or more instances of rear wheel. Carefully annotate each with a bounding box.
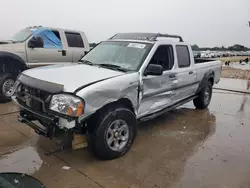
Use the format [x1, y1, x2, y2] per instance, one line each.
[87, 105, 137, 160]
[193, 81, 213, 109]
[0, 73, 16, 102]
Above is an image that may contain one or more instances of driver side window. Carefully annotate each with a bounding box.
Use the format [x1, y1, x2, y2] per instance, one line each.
[29, 29, 62, 49]
[149, 45, 174, 71]
[28, 36, 44, 48]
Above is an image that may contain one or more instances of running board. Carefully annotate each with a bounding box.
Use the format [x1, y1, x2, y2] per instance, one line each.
[139, 95, 197, 122]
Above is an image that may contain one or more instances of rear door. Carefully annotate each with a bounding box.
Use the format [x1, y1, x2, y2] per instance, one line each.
[65, 32, 85, 62]
[138, 45, 179, 117]
[26, 29, 73, 68]
[175, 45, 197, 101]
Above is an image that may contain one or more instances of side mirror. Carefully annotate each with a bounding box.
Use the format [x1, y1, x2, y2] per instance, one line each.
[144, 64, 163, 76]
[28, 37, 43, 48]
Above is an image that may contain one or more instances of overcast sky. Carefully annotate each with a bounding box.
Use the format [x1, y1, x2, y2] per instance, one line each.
[0, 0, 249, 47]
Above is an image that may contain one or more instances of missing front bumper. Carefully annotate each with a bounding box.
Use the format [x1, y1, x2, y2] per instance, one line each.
[18, 109, 59, 138]
[13, 96, 60, 138]
[18, 114, 48, 136]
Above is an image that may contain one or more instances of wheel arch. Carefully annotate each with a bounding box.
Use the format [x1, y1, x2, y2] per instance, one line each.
[93, 97, 135, 117]
[195, 69, 214, 94]
[0, 51, 27, 76]
[84, 97, 135, 130]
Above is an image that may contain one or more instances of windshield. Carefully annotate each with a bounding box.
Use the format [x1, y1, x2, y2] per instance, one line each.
[80, 41, 152, 71]
[10, 28, 33, 42]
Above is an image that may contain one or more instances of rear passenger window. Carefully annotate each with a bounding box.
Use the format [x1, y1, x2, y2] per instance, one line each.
[149, 45, 174, 71]
[65, 32, 84, 48]
[176, 45, 190, 68]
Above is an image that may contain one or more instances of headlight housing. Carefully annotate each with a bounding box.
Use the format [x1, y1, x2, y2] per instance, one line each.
[49, 94, 84, 117]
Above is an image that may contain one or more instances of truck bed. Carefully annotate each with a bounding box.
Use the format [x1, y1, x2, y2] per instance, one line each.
[194, 59, 222, 84]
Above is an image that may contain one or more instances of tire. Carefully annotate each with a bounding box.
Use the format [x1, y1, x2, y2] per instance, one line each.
[0, 73, 16, 102]
[86, 105, 137, 160]
[193, 81, 213, 109]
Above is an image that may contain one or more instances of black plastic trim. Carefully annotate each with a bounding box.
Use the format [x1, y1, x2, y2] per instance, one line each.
[195, 70, 214, 94]
[18, 114, 48, 136]
[18, 73, 64, 93]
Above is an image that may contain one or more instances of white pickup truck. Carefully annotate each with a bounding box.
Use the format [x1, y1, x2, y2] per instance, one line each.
[12, 33, 222, 160]
[0, 26, 89, 101]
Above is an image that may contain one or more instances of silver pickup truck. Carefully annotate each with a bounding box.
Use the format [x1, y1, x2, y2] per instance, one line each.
[12, 33, 222, 160]
[0, 26, 89, 101]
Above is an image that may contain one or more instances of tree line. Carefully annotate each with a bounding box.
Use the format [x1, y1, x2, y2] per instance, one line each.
[191, 44, 250, 51]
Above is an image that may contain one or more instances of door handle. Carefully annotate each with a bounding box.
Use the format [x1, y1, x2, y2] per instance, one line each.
[62, 50, 66, 56]
[58, 50, 66, 56]
[189, 71, 194, 74]
[169, 74, 176, 79]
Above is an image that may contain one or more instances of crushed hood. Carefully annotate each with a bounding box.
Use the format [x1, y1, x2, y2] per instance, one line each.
[22, 63, 125, 92]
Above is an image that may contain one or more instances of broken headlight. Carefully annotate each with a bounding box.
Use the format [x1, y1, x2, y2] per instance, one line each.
[49, 94, 84, 117]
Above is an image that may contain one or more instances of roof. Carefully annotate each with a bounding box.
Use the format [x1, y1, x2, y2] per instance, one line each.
[26, 26, 84, 34]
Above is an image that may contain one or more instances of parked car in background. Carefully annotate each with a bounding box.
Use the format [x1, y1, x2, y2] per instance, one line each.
[193, 51, 201, 58]
[0, 26, 90, 101]
[12, 33, 222, 160]
[200, 52, 209, 58]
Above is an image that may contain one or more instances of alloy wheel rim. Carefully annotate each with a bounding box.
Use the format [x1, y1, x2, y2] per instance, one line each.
[204, 86, 211, 105]
[2, 79, 15, 97]
[106, 119, 129, 152]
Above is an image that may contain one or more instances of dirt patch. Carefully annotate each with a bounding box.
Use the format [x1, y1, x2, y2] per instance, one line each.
[221, 67, 250, 80]
[221, 67, 250, 89]
[219, 56, 250, 63]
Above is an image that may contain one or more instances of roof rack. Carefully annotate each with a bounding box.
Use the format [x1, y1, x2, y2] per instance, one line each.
[109, 33, 184, 42]
[152, 33, 184, 42]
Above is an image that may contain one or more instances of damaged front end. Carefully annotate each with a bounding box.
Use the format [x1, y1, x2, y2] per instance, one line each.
[12, 74, 83, 139]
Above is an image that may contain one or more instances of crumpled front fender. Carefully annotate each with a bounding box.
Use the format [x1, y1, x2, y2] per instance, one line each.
[76, 72, 140, 122]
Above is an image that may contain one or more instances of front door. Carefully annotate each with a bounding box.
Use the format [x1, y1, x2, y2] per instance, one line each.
[26, 29, 72, 68]
[138, 45, 178, 118]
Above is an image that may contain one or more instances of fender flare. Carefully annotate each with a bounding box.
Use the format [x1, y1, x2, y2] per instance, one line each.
[195, 69, 214, 94]
[0, 51, 27, 72]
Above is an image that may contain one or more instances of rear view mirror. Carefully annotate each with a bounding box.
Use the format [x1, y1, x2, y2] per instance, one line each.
[28, 37, 44, 48]
[144, 64, 163, 76]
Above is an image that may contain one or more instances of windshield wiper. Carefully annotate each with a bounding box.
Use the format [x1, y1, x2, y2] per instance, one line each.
[78, 59, 94, 65]
[98, 63, 128, 72]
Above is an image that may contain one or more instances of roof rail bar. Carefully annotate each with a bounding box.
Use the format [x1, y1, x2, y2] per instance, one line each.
[109, 33, 184, 42]
[153, 33, 184, 42]
[109, 34, 116, 40]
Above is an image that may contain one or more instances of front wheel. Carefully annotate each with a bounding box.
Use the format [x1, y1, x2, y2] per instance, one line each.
[0, 73, 16, 102]
[87, 106, 137, 160]
[193, 81, 213, 109]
